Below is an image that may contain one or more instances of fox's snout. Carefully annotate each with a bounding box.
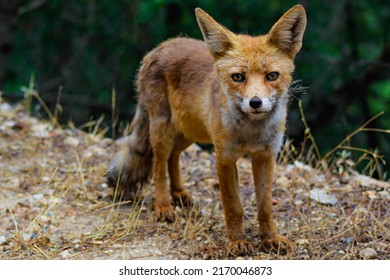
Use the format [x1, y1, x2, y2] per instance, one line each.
[237, 92, 277, 118]
[249, 96, 262, 109]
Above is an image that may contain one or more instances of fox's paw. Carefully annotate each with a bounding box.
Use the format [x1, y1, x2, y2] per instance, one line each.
[228, 240, 255, 256]
[261, 234, 291, 253]
[172, 191, 193, 207]
[156, 206, 177, 223]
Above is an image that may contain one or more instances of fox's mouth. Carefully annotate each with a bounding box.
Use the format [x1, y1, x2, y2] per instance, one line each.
[248, 110, 270, 119]
[251, 109, 270, 114]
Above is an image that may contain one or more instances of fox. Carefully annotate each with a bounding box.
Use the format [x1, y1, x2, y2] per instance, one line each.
[107, 5, 306, 255]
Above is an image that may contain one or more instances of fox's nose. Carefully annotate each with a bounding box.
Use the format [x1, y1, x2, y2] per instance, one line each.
[249, 96, 262, 109]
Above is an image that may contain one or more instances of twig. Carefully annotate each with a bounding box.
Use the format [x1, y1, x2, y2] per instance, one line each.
[298, 100, 322, 161]
[18, 0, 47, 15]
[33, 244, 50, 259]
[321, 111, 385, 164]
[112, 87, 118, 139]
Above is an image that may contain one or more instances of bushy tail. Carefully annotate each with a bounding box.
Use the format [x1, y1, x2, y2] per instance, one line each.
[106, 104, 153, 200]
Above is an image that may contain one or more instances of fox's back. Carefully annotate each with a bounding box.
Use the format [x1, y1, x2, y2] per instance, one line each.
[136, 37, 216, 142]
[136, 37, 214, 96]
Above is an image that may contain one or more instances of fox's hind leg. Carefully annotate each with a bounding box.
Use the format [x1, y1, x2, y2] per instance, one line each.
[149, 117, 177, 222]
[168, 135, 193, 207]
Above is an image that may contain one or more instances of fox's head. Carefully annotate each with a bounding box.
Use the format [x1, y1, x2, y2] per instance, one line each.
[195, 5, 306, 120]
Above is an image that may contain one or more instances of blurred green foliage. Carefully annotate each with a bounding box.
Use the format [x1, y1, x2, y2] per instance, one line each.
[2, 0, 390, 176]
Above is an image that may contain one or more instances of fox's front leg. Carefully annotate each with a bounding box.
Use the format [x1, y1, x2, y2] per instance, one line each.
[252, 153, 291, 253]
[216, 156, 254, 255]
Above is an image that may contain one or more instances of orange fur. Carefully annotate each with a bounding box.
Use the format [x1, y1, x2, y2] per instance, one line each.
[107, 5, 306, 255]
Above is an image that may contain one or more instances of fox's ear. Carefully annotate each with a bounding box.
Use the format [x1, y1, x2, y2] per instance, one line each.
[267, 5, 307, 58]
[195, 8, 235, 58]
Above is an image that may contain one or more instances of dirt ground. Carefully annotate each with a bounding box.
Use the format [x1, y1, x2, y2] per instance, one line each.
[0, 98, 389, 260]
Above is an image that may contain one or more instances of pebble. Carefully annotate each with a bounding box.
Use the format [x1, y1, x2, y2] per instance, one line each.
[41, 176, 50, 182]
[63, 136, 80, 147]
[275, 175, 289, 188]
[294, 161, 313, 172]
[60, 250, 70, 258]
[33, 193, 44, 200]
[22, 233, 31, 241]
[296, 239, 309, 245]
[378, 190, 389, 199]
[294, 200, 303, 206]
[310, 188, 338, 205]
[39, 215, 50, 223]
[0, 103, 14, 113]
[359, 248, 377, 259]
[0, 236, 6, 245]
[31, 123, 51, 138]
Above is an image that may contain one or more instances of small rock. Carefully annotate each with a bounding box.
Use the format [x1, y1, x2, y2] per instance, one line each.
[359, 248, 377, 259]
[33, 193, 44, 200]
[294, 200, 303, 206]
[0, 236, 6, 245]
[60, 250, 70, 258]
[2, 120, 17, 128]
[310, 188, 338, 205]
[285, 164, 295, 172]
[31, 123, 51, 138]
[82, 150, 93, 158]
[276, 175, 289, 188]
[63, 136, 80, 147]
[0, 103, 14, 113]
[41, 176, 50, 182]
[296, 239, 309, 245]
[39, 215, 50, 223]
[378, 190, 389, 199]
[235, 257, 245, 260]
[83, 145, 106, 158]
[342, 237, 354, 244]
[294, 161, 313, 172]
[22, 233, 30, 241]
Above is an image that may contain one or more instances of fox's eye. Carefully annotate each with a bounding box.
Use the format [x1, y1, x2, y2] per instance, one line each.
[231, 73, 245, 83]
[266, 72, 279, 81]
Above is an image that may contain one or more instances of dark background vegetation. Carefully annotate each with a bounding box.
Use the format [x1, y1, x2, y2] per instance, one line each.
[0, 0, 389, 177]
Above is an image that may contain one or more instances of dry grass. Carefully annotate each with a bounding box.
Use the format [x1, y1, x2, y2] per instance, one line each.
[0, 94, 389, 260]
